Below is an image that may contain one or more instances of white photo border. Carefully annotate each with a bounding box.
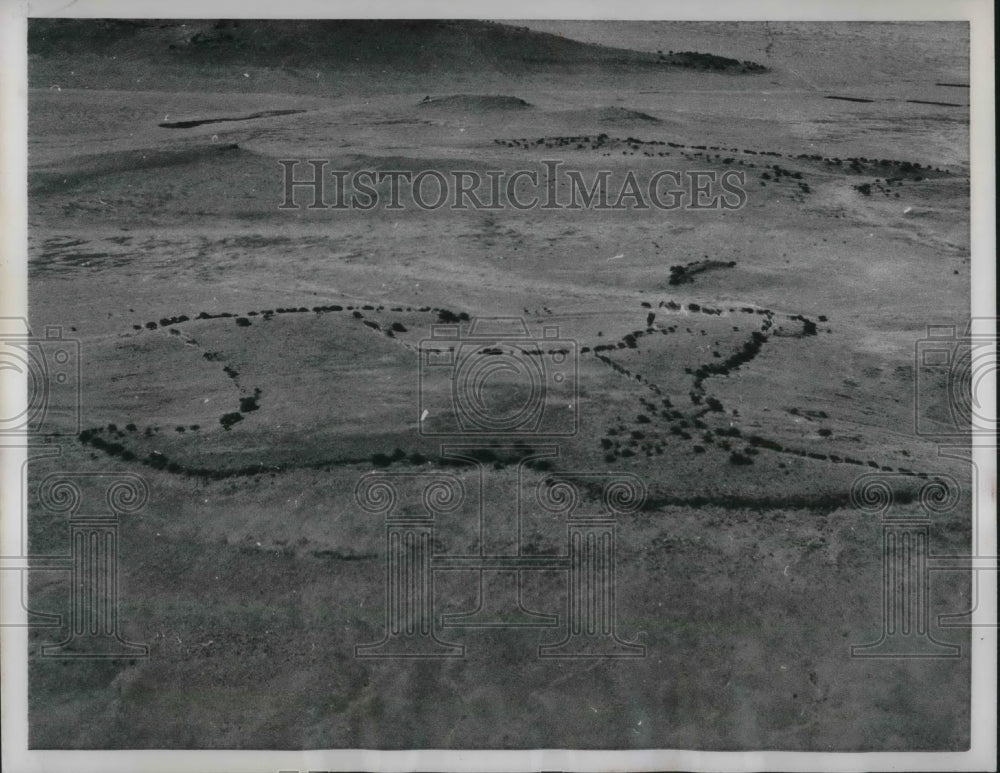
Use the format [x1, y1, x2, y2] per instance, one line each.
[1, 1, 994, 771]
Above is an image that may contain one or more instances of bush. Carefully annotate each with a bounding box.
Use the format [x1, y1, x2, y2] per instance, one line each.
[220, 412, 243, 430]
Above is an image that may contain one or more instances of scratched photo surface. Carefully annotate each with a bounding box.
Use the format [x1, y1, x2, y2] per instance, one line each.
[24, 20, 972, 749]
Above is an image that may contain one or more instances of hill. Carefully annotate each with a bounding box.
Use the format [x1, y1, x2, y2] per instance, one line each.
[28, 19, 766, 83]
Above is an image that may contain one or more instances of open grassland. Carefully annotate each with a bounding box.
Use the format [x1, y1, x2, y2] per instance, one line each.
[26, 20, 970, 749]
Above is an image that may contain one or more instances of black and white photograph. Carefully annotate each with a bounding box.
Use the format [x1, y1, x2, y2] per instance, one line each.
[0, 1, 995, 771]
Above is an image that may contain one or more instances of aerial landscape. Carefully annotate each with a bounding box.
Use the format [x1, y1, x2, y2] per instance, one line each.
[22, 19, 973, 750]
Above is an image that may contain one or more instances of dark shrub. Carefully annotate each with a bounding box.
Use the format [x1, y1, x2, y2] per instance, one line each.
[220, 412, 243, 430]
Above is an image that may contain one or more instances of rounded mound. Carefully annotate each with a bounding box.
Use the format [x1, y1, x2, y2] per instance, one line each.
[553, 106, 662, 126]
[592, 106, 661, 123]
[418, 94, 532, 111]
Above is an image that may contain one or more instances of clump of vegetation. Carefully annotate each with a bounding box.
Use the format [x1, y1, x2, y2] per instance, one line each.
[665, 51, 767, 73]
[239, 390, 261, 413]
[668, 259, 737, 286]
[219, 412, 243, 430]
[705, 396, 724, 412]
[437, 309, 470, 324]
[729, 450, 754, 465]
